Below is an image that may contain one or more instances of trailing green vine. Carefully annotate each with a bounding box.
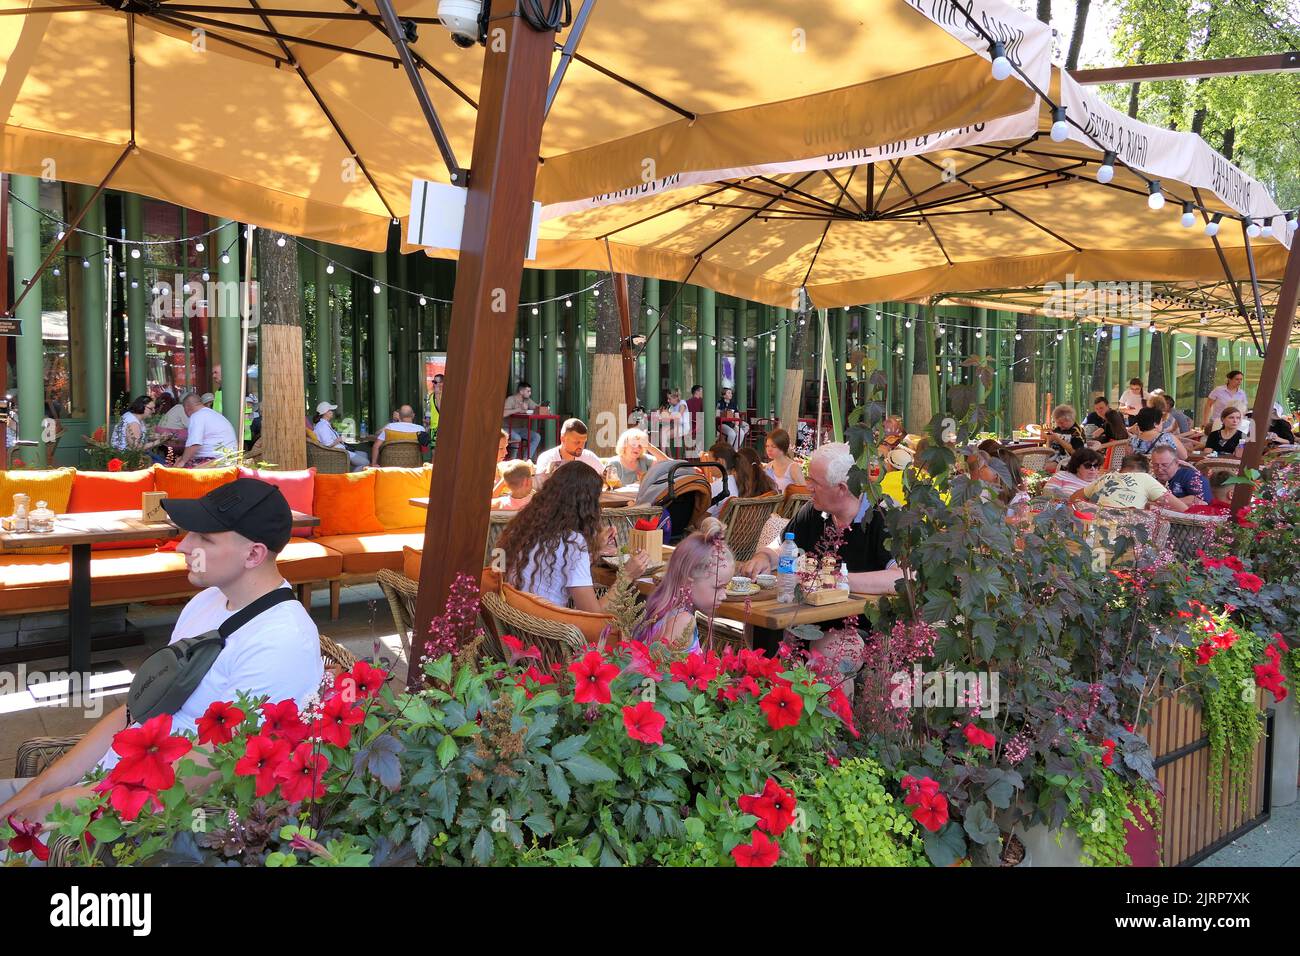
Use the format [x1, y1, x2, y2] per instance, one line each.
[798, 757, 929, 867]
[1067, 769, 1161, 867]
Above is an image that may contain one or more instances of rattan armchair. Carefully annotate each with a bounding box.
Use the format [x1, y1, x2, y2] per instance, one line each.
[376, 440, 424, 468]
[719, 495, 782, 561]
[375, 568, 418, 663]
[306, 440, 349, 474]
[484, 511, 516, 566]
[1151, 508, 1228, 559]
[1010, 446, 1054, 473]
[778, 484, 812, 519]
[479, 590, 586, 670]
[1195, 457, 1243, 482]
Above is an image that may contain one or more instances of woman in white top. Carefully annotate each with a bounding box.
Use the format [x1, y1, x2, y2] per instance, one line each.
[1202, 370, 1249, 431]
[1117, 378, 1146, 424]
[497, 461, 648, 611]
[763, 428, 801, 492]
[110, 394, 166, 462]
[312, 402, 368, 471]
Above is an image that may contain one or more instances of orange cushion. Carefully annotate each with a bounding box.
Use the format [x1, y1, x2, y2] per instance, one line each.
[313, 470, 384, 537]
[67, 469, 163, 551]
[403, 545, 422, 581]
[373, 465, 431, 530]
[240, 466, 316, 538]
[0, 468, 77, 554]
[152, 465, 238, 499]
[480, 568, 612, 645]
[275, 538, 343, 583]
[317, 528, 427, 574]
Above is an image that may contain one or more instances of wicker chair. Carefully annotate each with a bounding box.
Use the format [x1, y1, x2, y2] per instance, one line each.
[601, 505, 663, 551]
[484, 511, 516, 566]
[719, 495, 782, 561]
[375, 568, 418, 663]
[479, 590, 586, 670]
[1098, 441, 1130, 472]
[1196, 457, 1243, 482]
[377, 440, 424, 468]
[306, 440, 349, 474]
[778, 484, 812, 519]
[1010, 447, 1054, 473]
[697, 611, 746, 655]
[1151, 508, 1228, 560]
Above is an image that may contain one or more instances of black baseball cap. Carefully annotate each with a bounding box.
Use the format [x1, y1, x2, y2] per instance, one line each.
[162, 478, 293, 552]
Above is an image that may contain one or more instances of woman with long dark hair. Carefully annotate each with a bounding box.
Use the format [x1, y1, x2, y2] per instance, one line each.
[498, 460, 647, 611]
[733, 446, 776, 498]
[110, 394, 166, 461]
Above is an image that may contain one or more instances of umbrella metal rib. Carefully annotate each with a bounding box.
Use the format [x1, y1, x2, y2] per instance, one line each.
[800, 165, 858, 288]
[1193, 185, 1264, 354]
[889, 161, 951, 266]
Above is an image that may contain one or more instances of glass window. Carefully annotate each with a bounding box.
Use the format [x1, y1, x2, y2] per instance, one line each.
[40, 183, 77, 420]
[142, 202, 212, 400]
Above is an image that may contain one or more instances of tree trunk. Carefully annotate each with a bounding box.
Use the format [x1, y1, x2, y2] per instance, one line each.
[1197, 338, 1219, 407]
[588, 275, 643, 454]
[1036, 0, 1051, 24]
[1064, 0, 1091, 70]
[257, 229, 307, 471]
[1090, 325, 1111, 396]
[1221, 127, 1235, 160]
[1148, 331, 1166, 392]
[909, 311, 931, 428]
[1127, 82, 1141, 119]
[779, 309, 809, 433]
[1012, 315, 1037, 429]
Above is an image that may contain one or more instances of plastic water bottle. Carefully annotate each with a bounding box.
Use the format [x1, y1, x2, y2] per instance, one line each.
[776, 533, 799, 604]
[836, 562, 851, 593]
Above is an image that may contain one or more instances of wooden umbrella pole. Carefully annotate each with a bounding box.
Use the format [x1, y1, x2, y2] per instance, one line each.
[816, 308, 828, 447]
[239, 226, 255, 453]
[1234, 239, 1300, 512]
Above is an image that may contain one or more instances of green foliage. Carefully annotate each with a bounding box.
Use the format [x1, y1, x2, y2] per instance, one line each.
[799, 757, 928, 867]
[1067, 769, 1162, 868]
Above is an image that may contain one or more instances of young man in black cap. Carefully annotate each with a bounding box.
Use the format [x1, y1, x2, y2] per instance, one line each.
[0, 478, 324, 828]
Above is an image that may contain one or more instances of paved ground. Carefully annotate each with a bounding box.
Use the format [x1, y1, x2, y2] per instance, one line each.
[2, 587, 1295, 868]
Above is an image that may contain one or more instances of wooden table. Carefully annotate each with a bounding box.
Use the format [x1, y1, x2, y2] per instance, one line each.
[599, 490, 639, 509]
[1, 509, 318, 673]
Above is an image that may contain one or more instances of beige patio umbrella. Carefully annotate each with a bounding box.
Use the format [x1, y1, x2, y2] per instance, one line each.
[0, 0, 1052, 249]
[529, 67, 1292, 309]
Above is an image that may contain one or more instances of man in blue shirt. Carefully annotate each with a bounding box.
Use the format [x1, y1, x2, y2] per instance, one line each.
[1150, 445, 1209, 504]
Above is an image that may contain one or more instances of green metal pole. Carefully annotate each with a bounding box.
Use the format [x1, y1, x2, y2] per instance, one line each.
[822, 310, 844, 442]
[974, 307, 988, 406]
[645, 278, 661, 414]
[989, 310, 1002, 427]
[672, 285, 687, 398]
[901, 304, 916, 432]
[525, 271, 541, 392]
[78, 185, 107, 432]
[735, 299, 748, 414]
[12, 176, 44, 465]
[217, 218, 241, 430]
[1117, 324, 1128, 395]
[1002, 313, 1015, 436]
[1104, 325, 1114, 402]
[1138, 327, 1150, 389]
[314, 242, 332, 406]
[371, 251, 390, 429]
[882, 305, 895, 417]
[925, 303, 939, 417]
[542, 271, 558, 447]
[774, 306, 787, 420]
[755, 303, 770, 418]
[699, 286, 717, 449]
[124, 194, 147, 397]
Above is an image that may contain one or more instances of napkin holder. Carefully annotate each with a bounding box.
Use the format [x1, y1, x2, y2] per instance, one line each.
[628, 527, 663, 565]
[142, 491, 169, 522]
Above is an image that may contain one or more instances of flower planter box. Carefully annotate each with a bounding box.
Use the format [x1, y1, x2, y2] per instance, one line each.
[1017, 824, 1084, 867]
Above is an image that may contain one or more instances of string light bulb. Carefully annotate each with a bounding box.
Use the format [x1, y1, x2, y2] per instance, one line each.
[372, 283, 381, 294]
[592, 288, 600, 297]
[1205, 214, 1222, 237]
[201, 271, 210, 282]
[194, 241, 205, 253]
[1096, 151, 1116, 185]
[1180, 202, 1196, 228]
[325, 262, 334, 275]
[1014, 332, 1022, 341]
[221, 253, 231, 265]
[81, 258, 89, 269]
[52, 265, 60, 276]
[564, 298, 572, 308]
[1246, 220, 1261, 239]
[418, 296, 427, 306]
[1147, 181, 1164, 210]
[531, 306, 539, 316]
[276, 236, 287, 247]
[990, 41, 1012, 80]
[1050, 107, 1069, 142]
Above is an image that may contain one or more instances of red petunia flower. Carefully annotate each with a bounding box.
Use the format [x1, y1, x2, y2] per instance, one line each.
[514, 664, 557, 698]
[95, 778, 164, 823]
[826, 686, 859, 738]
[1254, 663, 1288, 703]
[738, 777, 798, 834]
[196, 701, 245, 746]
[106, 458, 123, 473]
[569, 651, 619, 705]
[623, 640, 663, 683]
[1232, 571, 1264, 593]
[109, 713, 193, 791]
[4, 815, 49, 861]
[500, 634, 542, 666]
[621, 700, 666, 746]
[260, 699, 310, 746]
[910, 790, 949, 832]
[312, 693, 364, 748]
[963, 724, 996, 750]
[759, 682, 803, 730]
[1222, 556, 1244, 572]
[1101, 738, 1117, 767]
[1196, 643, 1218, 666]
[1211, 630, 1238, 650]
[275, 742, 328, 803]
[1233, 507, 1256, 529]
[730, 829, 780, 867]
[334, 660, 387, 703]
[669, 651, 720, 691]
[234, 733, 292, 797]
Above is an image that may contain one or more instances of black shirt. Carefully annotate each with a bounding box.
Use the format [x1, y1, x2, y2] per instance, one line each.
[1205, 428, 1243, 455]
[1083, 411, 1107, 429]
[785, 498, 892, 573]
[1051, 423, 1085, 452]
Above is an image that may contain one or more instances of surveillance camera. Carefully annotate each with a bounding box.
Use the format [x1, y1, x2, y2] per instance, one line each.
[438, 0, 483, 46]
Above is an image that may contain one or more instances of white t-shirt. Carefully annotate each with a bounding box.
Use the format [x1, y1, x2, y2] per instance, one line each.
[186, 406, 239, 460]
[1207, 385, 1249, 427]
[708, 475, 739, 517]
[99, 583, 323, 770]
[1117, 390, 1145, 415]
[314, 418, 342, 447]
[535, 445, 605, 477]
[378, 421, 426, 441]
[513, 532, 592, 607]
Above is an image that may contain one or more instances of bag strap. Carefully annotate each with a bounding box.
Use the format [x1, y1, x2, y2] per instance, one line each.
[219, 587, 299, 639]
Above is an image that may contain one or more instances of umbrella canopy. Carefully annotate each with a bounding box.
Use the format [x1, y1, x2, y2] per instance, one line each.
[0, 0, 1048, 250]
[531, 66, 1293, 309]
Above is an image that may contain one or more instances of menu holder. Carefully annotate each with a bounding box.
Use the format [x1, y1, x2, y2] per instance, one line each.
[803, 588, 849, 607]
[628, 528, 663, 565]
[142, 491, 169, 522]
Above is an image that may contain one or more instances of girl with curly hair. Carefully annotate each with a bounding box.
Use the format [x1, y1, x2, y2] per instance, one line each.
[497, 460, 647, 611]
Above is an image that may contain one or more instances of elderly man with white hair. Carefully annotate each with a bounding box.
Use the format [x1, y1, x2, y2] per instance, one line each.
[740, 442, 902, 594]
